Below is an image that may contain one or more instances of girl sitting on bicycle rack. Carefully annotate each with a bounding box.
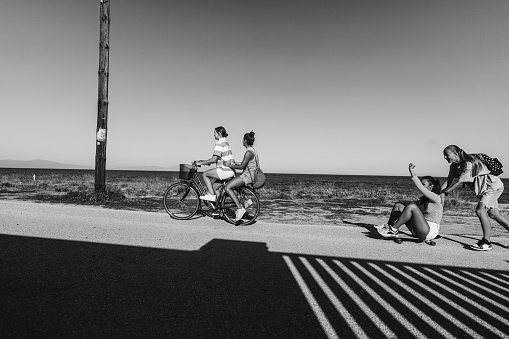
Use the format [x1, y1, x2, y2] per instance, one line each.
[194, 126, 235, 202]
[227, 131, 258, 222]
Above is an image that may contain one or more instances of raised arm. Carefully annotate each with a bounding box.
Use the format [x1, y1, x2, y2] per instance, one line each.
[409, 163, 441, 203]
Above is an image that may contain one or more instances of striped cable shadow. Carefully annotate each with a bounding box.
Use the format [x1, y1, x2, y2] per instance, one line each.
[282, 254, 509, 339]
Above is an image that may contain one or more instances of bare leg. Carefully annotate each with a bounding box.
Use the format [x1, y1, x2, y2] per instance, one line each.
[388, 202, 405, 226]
[487, 208, 509, 232]
[225, 177, 245, 209]
[202, 170, 220, 195]
[392, 203, 430, 240]
[475, 202, 492, 241]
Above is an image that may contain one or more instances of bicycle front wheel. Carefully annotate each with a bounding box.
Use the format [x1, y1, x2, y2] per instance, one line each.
[222, 186, 260, 225]
[163, 182, 199, 220]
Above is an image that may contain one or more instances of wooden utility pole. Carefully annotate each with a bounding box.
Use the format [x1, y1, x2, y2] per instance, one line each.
[95, 0, 110, 192]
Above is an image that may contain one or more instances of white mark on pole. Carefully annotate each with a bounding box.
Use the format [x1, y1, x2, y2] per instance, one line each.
[97, 129, 106, 142]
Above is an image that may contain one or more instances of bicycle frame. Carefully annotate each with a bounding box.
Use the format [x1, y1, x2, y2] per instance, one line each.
[182, 169, 226, 215]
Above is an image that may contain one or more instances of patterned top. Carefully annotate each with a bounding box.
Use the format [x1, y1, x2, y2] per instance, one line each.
[245, 147, 258, 173]
[213, 137, 234, 169]
[451, 161, 503, 196]
[240, 147, 258, 183]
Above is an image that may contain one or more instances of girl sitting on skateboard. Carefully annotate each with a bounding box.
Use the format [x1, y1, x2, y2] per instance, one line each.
[376, 163, 443, 245]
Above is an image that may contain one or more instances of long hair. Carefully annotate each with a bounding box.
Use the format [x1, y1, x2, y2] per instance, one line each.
[419, 176, 441, 211]
[244, 131, 255, 146]
[443, 145, 483, 177]
[215, 126, 228, 138]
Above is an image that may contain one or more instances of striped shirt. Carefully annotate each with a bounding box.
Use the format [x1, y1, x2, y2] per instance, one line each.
[213, 137, 234, 169]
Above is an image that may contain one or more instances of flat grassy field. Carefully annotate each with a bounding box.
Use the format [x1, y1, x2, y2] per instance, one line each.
[2, 172, 502, 224]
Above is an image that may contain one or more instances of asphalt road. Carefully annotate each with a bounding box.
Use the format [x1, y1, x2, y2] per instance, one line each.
[1, 200, 509, 338]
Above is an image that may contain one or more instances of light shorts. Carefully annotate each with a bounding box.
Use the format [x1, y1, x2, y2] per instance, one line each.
[480, 187, 503, 210]
[216, 167, 235, 180]
[240, 170, 253, 185]
[425, 221, 440, 241]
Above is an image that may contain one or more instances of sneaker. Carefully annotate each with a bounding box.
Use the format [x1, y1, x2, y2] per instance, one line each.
[378, 225, 399, 238]
[470, 239, 492, 251]
[235, 208, 246, 222]
[199, 193, 216, 202]
[374, 223, 388, 229]
[244, 199, 253, 208]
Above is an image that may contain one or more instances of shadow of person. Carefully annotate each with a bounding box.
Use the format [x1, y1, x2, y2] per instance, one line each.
[342, 220, 381, 239]
[392, 230, 425, 244]
[438, 234, 505, 250]
[490, 241, 509, 249]
[437, 234, 473, 248]
[341, 220, 374, 229]
[342, 220, 422, 243]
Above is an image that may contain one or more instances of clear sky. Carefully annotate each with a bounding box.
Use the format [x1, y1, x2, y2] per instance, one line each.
[1, 0, 507, 176]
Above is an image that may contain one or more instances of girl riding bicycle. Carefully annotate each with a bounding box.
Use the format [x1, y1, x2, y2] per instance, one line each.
[226, 131, 258, 222]
[194, 126, 235, 202]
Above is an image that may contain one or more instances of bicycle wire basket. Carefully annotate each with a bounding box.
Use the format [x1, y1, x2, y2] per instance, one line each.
[179, 164, 196, 180]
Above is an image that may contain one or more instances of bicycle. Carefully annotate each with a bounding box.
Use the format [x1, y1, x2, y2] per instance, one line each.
[163, 164, 261, 225]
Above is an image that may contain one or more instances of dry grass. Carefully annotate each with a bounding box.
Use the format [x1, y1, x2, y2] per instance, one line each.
[259, 181, 410, 203]
[0, 174, 489, 216]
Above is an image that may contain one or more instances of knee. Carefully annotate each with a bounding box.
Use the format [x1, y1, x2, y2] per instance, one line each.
[225, 183, 234, 193]
[226, 180, 239, 192]
[475, 205, 487, 217]
[405, 203, 418, 211]
[394, 202, 405, 210]
[487, 209, 498, 219]
[203, 172, 213, 181]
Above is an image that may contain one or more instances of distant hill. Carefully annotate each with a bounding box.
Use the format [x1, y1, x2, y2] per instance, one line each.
[0, 159, 177, 171]
[0, 159, 91, 169]
[114, 165, 177, 171]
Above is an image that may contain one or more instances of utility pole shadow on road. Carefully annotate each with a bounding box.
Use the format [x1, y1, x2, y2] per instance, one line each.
[1, 234, 508, 338]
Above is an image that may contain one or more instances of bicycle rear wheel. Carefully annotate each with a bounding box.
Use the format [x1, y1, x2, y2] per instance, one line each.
[222, 186, 260, 225]
[163, 182, 199, 220]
